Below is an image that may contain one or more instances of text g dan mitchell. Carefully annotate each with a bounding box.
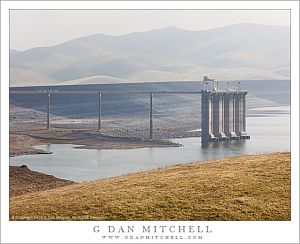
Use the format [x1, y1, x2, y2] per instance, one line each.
[93, 225, 212, 234]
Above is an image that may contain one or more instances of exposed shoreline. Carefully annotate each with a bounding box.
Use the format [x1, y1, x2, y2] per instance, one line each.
[10, 125, 183, 157]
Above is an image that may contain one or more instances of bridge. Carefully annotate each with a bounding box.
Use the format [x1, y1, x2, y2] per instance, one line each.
[9, 77, 250, 146]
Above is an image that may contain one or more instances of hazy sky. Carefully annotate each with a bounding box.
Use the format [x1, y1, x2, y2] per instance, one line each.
[10, 10, 290, 51]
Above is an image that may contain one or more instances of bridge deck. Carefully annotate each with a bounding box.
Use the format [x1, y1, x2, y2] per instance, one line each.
[9, 90, 202, 94]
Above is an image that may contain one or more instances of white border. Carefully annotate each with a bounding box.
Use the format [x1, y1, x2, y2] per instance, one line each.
[1, 1, 299, 243]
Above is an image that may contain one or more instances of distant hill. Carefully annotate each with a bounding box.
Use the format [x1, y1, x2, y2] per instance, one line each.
[10, 68, 58, 87]
[10, 23, 290, 87]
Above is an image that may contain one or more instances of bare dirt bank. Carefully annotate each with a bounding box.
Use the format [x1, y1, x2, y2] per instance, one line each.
[9, 165, 75, 197]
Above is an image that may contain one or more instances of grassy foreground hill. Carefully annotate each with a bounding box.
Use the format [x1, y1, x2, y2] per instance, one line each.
[10, 152, 290, 221]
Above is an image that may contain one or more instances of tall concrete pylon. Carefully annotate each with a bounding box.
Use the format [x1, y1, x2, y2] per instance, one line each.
[201, 77, 250, 146]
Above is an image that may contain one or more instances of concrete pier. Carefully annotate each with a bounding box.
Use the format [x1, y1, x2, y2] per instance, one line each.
[234, 93, 241, 136]
[149, 92, 153, 139]
[212, 93, 220, 138]
[201, 91, 211, 145]
[218, 93, 227, 139]
[98, 92, 102, 131]
[201, 77, 250, 146]
[47, 92, 50, 130]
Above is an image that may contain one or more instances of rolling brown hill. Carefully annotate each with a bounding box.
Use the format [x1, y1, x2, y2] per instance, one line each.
[9, 152, 290, 221]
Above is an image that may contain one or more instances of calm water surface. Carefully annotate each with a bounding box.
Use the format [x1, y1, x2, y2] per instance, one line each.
[10, 105, 290, 182]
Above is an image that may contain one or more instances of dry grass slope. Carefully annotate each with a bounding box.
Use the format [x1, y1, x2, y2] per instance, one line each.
[10, 152, 290, 221]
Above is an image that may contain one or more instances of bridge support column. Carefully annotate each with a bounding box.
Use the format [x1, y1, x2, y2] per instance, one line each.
[219, 93, 227, 139]
[201, 91, 212, 146]
[234, 94, 241, 136]
[47, 92, 50, 130]
[212, 93, 220, 138]
[230, 94, 237, 138]
[223, 93, 230, 136]
[98, 92, 102, 131]
[150, 92, 153, 139]
[242, 94, 246, 132]
[239, 93, 249, 138]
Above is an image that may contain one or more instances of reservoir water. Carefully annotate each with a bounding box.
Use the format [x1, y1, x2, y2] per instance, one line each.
[10, 105, 290, 182]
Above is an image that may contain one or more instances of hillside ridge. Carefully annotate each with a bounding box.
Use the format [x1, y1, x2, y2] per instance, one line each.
[10, 23, 290, 87]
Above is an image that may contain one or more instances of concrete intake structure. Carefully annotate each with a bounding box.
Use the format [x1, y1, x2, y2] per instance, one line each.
[201, 77, 250, 146]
